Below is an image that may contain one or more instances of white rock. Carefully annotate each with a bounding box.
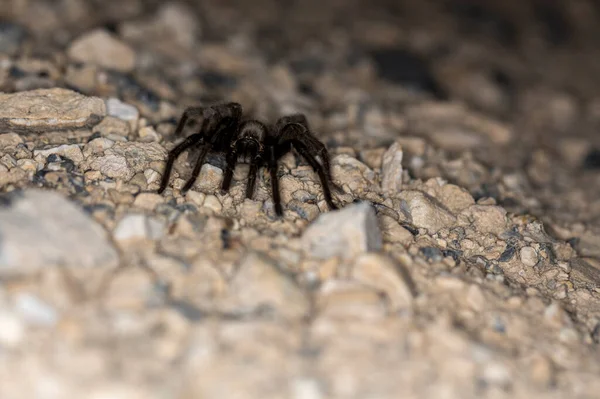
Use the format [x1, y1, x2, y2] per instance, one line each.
[14, 293, 58, 327]
[113, 213, 166, 242]
[461, 205, 507, 235]
[203, 195, 222, 213]
[0, 189, 119, 274]
[106, 98, 140, 125]
[380, 141, 403, 193]
[520, 246, 539, 267]
[0, 310, 25, 347]
[67, 29, 136, 72]
[301, 201, 382, 260]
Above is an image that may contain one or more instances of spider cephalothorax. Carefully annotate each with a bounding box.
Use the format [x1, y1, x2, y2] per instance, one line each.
[158, 102, 338, 216]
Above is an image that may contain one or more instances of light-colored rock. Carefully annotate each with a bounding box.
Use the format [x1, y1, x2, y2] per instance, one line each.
[379, 215, 414, 244]
[0, 189, 118, 274]
[435, 184, 475, 213]
[89, 142, 166, 181]
[0, 310, 25, 348]
[301, 201, 382, 260]
[138, 126, 160, 142]
[113, 213, 166, 242]
[202, 194, 222, 213]
[399, 190, 456, 234]
[132, 193, 164, 210]
[520, 246, 539, 267]
[105, 98, 140, 129]
[92, 116, 131, 137]
[84, 137, 115, 155]
[0, 132, 24, 149]
[34, 144, 84, 165]
[461, 205, 507, 235]
[352, 253, 415, 311]
[67, 29, 136, 72]
[331, 154, 378, 193]
[193, 164, 223, 192]
[218, 252, 309, 320]
[317, 280, 388, 320]
[0, 88, 105, 132]
[14, 293, 58, 327]
[380, 141, 403, 193]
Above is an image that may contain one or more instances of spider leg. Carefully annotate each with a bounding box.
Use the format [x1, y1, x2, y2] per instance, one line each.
[181, 144, 210, 193]
[220, 148, 238, 193]
[292, 141, 338, 211]
[158, 133, 203, 194]
[173, 107, 205, 137]
[269, 158, 283, 216]
[246, 156, 260, 199]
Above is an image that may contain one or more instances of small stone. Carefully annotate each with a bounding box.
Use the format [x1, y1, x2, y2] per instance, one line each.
[465, 284, 485, 311]
[301, 201, 382, 260]
[0, 88, 105, 132]
[138, 126, 160, 142]
[113, 213, 166, 242]
[379, 215, 414, 245]
[461, 205, 507, 235]
[0, 132, 24, 149]
[67, 29, 136, 72]
[193, 164, 223, 192]
[144, 168, 161, 185]
[105, 98, 140, 128]
[0, 189, 118, 274]
[14, 293, 58, 327]
[132, 193, 164, 210]
[436, 184, 475, 213]
[16, 159, 38, 173]
[399, 190, 456, 234]
[528, 354, 555, 387]
[92, 116, 131, 137]
[380, 141, 403, 193]
[520, 246, 539, 267]
[352, 253, 415, 311]
[359, 148, 385, 170]
[34, 144, 84, 165]
[317, 280, 388, 320]
[84, 137, 115, 155]
[202, 195, 222, 213]
[0, 310, 25, 348]
[218, 252, 309, 320]
[185, 190, 205, 207]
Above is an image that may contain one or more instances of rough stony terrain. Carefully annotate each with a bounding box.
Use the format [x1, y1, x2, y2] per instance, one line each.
[1, 0, 600, 398]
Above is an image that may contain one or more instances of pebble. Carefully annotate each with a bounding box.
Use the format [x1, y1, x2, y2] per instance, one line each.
[301, 201, 382, 260]
[193, 164, 223, 192]
[113, 213, 166, 242]
[34, 144, 84, 165]
[0, 310, 25, 347]
[0, 132, 24, 149]
[132, 192, 164, 210]
[138, 126, 160, 142]
[67, 29, 136, 72]
[0, 88, 105, 132]
[520, 246, 539, 267]
[399, 190, 456, 233]
[317, 280, 388, 320]
[105, 98, 140, 128]
[351, 253, 415, 311]
[14, 293, 58, 327]
[0, 189, 119, 274]
[92, 116, 131, 137]
[218, 252, 309, 320]
[461, 205, 507, 235]
[202, 195, 222, 213]
[380, 141, 404, 193]
[185, 190, 206, 207]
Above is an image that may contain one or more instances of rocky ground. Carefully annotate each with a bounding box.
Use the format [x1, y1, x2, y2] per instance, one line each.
[1, 0, 600, 398]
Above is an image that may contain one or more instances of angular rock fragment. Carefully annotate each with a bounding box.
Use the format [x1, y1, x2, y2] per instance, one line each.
[301, 201, 382, 259]
[67, 29, 136, 72]
[0, 189, 118, 274]
[380, 141, 404, 193]
[399, 190, 456, 233]
[0, 88, 105, 132]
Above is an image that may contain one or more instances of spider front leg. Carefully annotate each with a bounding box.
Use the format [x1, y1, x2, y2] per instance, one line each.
[181, 144, 210, 193]
[220, 148, 238, 194]
[293, 141, 338, 211]
[268, 150, 284, 216]
[158, 133, 204, 194]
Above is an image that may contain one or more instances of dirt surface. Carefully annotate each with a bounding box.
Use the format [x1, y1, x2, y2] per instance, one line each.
[1, 1, 600, 398]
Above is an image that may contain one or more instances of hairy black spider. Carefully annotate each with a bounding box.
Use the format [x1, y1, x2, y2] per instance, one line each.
[158, 102, 338, 216]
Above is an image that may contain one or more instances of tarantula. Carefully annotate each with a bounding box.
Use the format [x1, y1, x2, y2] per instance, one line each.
[157, 102, 338, 216]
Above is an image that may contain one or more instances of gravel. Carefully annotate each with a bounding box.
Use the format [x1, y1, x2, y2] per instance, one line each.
[1, 1, 600, 398]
